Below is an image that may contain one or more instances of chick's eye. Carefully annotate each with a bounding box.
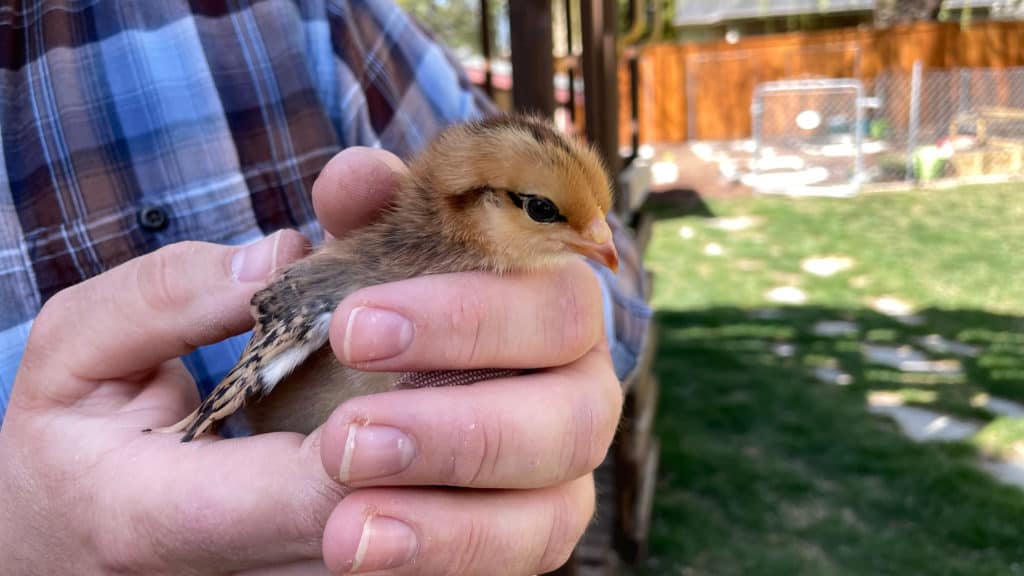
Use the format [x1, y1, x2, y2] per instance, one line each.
[525, 197, 560, 223]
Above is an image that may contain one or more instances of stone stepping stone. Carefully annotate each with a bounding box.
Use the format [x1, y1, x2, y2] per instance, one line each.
[812, 320, 859, 337]
[772, 342, 796, 358]
[972, 394, 1024, 418]
[862, 344, 962, 374]
[813, 366, 853, 386]
[867, 404, 981, 442]
[867, 395, 1024, 490]
[749, 308, 784, 320]
[979, 460, 1024, 490]
[916, 334, 981, 357]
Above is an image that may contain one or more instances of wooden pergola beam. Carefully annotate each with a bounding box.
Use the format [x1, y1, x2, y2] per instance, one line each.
[581, 0, 621, 180]
[509, 0, 556, 116]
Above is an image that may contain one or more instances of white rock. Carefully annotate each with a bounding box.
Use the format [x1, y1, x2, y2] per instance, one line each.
[765, 286, 807, 304]
[801, 256, 854, 277]
[690, 142, 714, 161]
[868, 296, 916, 317]
[704, 242, 724, 256]
[651, 160, 679, 185]
[753, 154, 805, 172]
[709, 216, 759, 232]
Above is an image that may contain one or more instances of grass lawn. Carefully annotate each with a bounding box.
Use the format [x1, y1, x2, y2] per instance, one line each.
[635, 183, 1024, 575]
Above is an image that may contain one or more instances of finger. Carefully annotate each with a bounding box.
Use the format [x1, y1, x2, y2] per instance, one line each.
[100, 430, 344, 573]
[312, 147, 408, 238]
[321, 344, 621, 489]
[330, 259, 604, 371]
[322, 477, 596, 575]
[22, 231, 308, 389]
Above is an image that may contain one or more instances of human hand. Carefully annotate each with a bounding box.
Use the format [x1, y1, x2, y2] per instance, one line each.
[0, 147, 623, 575]
[315, 147, 624, 574]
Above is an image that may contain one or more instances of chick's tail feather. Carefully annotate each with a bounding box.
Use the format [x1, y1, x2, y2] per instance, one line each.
[146, 365, 263, 441]
[145, 308, 335, 441]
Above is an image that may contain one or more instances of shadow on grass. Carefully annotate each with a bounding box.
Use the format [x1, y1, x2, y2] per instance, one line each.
[641, 188, 717, 220]
[640, 305, 1024, 576]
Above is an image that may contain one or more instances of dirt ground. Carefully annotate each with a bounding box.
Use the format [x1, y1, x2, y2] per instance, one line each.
[646, 143, 753, 200]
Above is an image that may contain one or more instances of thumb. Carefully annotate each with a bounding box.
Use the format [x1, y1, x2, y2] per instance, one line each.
[21, 231, 308, 390]
[312, 146, 408, 238]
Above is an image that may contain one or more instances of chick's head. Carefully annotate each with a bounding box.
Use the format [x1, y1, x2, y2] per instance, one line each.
[411, 114, 619, 274]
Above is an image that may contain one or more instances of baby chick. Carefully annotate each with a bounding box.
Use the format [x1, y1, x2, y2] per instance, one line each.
[159, 114, 618, 441]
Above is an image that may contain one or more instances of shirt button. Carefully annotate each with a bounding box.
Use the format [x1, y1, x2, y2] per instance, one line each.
[138, 206, 169, 232]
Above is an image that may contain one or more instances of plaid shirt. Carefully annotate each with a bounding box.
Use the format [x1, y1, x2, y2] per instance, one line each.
[0, 0, 650, 423]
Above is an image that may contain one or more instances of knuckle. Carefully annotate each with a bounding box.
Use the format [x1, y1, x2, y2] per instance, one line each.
[589, 391, 623, 472]
[446, 516, 491, 575]
[447, 410, 501, 486]
[446, 288, 489, 366]
[278, 482, 340, 554]
[562, 403, 605, 479]
[550, 266, 603, 359]
[31, 288, 73, 344]
[536, 486, 590, 573]
[562, 374, 621, 479]
[20, 289, 80, 379]
[597, 367, 625, 437]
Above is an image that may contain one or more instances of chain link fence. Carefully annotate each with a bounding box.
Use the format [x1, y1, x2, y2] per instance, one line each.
[743, 66, 1024, 194]
[868, 66, 1024, 184]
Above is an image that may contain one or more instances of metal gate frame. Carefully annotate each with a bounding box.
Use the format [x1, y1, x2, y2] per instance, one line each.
[751, 78, 867, 196]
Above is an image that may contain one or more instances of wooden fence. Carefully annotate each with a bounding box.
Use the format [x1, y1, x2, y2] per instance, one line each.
[620, 20, 1024, 144]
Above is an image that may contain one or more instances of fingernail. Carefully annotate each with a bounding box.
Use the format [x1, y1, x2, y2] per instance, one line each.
[347, 516, 418, 573]
[338, 423, 416, 483]
[231, 232, 284, 283]
[342, 307, 414, 363]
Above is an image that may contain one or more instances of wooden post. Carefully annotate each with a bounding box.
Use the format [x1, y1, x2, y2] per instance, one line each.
[581, 0, 622, 203]
[509, 0, 556, 116]
[478, 0, 493, 98]
[564, 0, 577, 126]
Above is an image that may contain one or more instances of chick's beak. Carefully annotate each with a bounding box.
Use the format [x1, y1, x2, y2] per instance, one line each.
[567, 217, 620, 273]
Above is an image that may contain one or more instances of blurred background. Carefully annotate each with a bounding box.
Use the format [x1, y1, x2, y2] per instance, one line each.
[399, 1, 1024, 574]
